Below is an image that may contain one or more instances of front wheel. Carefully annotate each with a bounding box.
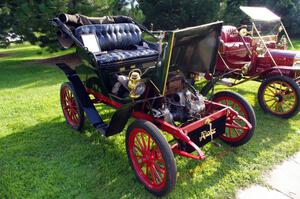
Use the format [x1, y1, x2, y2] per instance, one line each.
[258, 75, 300, 118]
[126, 120, 176, 196]
[212, 91, 256, 147]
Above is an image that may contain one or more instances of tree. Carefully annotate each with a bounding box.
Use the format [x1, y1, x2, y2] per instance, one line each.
[0, 0, 116, 50]
[139, 0, 221, 30]
[113, 0, 144, 23]
[221, 0, 247, 25]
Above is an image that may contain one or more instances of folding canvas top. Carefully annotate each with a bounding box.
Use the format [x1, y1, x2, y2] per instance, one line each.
[240, 6, 281, 22]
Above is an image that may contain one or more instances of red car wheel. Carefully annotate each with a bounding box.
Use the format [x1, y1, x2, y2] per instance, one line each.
[126, 120, 176, 196]
[258, 76, 300, 118]
[60, 82, 84, 131]
[212, 91, 256, 146]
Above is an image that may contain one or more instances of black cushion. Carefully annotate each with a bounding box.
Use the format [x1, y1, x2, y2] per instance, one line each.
[97, 47, 158, 68]
[75, 23, 142, 51]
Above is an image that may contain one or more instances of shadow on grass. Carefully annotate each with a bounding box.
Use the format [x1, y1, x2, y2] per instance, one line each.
[0, 46, 72, 90]
[0, 59, 65, 90]
[0, 116, 157, 198]
[0, 102, 296, 199]
[170, 104, 297, 198]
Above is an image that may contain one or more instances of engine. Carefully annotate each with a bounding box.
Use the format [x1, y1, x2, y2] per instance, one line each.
[111, 69, 206, 124]
[166, 89, 206, 122]
[154, 72, 206, 124]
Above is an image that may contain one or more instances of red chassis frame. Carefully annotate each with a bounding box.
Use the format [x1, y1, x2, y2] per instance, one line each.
[87, 88, 252, 160]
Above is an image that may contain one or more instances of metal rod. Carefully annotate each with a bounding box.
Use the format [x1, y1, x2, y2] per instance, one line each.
[252, 22, 278, 66]
[280, 21, 294, 49]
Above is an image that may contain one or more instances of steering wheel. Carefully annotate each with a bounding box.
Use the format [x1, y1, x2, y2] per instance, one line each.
[237, 25, 247, 31]
[237, 25, 249, 37]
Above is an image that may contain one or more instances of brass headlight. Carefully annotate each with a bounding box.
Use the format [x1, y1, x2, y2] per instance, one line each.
[256, 40, 266, 56]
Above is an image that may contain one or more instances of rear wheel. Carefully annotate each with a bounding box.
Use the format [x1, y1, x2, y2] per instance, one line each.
[212, 91, 256, 147]
[258, 75, 300, 118]
[60, 82, 84, 131]
[126, 120, 176, 196]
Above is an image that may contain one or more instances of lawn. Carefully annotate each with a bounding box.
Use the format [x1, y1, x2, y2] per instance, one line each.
[0, 43, 300, 199]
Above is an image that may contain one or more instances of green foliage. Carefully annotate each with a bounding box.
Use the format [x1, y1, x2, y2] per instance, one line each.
[1, 0, 300, 50]
[113, 0, 145, 23]
[222, 0, 248, 25]
[139, 0, 300, 38]
[0, 0, 142, 51]
[139, 0, 221, 30]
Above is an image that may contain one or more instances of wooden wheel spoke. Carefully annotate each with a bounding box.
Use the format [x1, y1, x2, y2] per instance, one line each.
[146, 165, 149, 177]
[135, 135, 145, 150]
[228, 128, 232, 138]
[279, 82, 283, 91]
[283, 92, 295, 99]
[275, 102, 281, 112]
[141, 133, 147, 150]
[266, 86, 276, 95]
[233, 128, 241, 136]
[133, 144, 143, 154]
[225, 99, 229, 106]
[264, 98, 276, 103]
[151, 165, 162, 183]
[154, 162, 165, 174]
[147, 134, 151, 151]
[264, 93, 275, 97]
[231, 121, 247, 130]
[269, 101, 277, 109]
[149, 166, 156, 184]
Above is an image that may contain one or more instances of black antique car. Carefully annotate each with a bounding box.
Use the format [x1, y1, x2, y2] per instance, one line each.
[50, 14, 256, 196]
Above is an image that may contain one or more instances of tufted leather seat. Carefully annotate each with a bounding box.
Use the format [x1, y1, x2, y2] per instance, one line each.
[221, 25, 252, 43]
[75, 23, 159, 69]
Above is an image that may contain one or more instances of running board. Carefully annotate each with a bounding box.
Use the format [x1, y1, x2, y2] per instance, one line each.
[56, 63, 108, 136]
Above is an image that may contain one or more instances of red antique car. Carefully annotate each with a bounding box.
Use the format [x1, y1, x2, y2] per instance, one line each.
[214, 6, 300, 118]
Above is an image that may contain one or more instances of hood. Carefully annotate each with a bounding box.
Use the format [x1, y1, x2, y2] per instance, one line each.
[170, 21, 223, 74]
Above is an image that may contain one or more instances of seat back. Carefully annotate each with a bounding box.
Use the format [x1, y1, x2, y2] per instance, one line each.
[75, 23, 142, 51]
[221, 25, 239, 43]
[221, 25, 252, 43]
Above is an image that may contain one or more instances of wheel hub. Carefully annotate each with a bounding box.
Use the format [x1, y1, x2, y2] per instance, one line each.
[142, 151, 155, 164]
[275, 94, 283, 102]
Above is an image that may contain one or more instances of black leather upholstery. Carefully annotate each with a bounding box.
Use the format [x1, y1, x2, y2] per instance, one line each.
[97, 48, 158, 68]
[75, 23, 159, 68]
[75, 23, 142, 51]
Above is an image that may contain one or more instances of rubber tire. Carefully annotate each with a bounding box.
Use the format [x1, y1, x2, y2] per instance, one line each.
[212, 91, 256, 147]
[258, 75, 300, 118]
[126, 120, 176, 197]
[60, 82, 85, 131]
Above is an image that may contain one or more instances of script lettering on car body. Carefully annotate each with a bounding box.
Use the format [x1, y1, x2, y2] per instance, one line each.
[199, 122, 216, 141]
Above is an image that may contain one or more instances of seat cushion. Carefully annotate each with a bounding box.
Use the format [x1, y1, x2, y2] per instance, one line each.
[75, 23, 142, 51]
[97, 48, 159, 69]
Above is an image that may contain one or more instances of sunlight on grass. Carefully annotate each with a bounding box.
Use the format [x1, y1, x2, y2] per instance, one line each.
[0, 43, 300, 198]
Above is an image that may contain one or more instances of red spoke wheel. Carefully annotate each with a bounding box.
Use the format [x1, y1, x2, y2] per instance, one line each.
[126, 120, 176, 196]
[258, 75, 300, 118]
[212, 91, 256, 147]
[60, 82, 84, 131]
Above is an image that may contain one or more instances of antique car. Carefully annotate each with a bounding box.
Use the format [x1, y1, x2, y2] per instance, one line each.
[50, 14, 255, 196]
[214, 6, 300, 118]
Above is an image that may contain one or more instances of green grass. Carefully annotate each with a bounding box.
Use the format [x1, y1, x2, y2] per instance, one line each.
[0, 43, 300, 199]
